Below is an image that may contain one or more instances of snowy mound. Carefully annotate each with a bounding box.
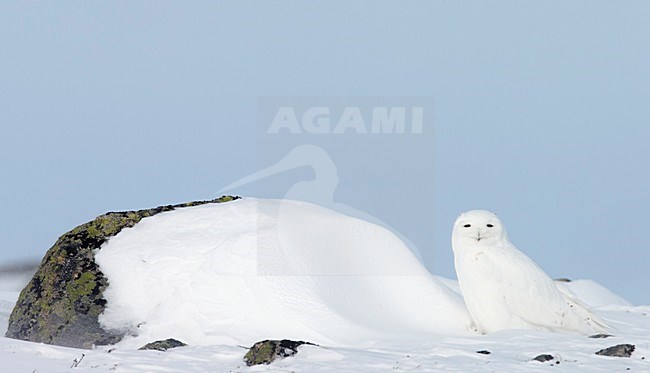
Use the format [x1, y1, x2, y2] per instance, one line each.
[557, 279, 632, 308]
[95, 198, 470, 348]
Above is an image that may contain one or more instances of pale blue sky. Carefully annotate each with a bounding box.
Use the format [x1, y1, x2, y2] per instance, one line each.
[1, 2, 649, 304]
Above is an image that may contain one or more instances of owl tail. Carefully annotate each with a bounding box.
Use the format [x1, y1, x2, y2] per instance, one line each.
[556, 283, 612, 335]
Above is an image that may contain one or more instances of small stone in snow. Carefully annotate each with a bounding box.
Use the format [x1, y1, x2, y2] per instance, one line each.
[244, 339, 316, 366]
[533, 354, 554, 362]
[139, 338, 187, 351]
[595, 344, 635, 358]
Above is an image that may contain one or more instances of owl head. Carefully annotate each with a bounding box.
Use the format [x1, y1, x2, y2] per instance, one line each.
[452, 210, 509, 250]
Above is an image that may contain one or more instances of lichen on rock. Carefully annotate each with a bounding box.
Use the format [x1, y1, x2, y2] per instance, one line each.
[243, 339, 316, 366]
[5, 195, 240, 349]
[139, 338, 187, 351]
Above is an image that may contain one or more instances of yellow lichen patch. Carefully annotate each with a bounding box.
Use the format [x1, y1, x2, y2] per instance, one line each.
[66, 272, 96, 301]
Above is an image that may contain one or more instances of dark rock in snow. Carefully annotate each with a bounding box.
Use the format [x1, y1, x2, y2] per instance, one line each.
[595, 344, 635, 358]
[4, 196, 241, 349]
[533, 354, 554, 362]
[589, 334, 614, 339]
[244, 339, 316, 366]
[139, 338, 187, 351]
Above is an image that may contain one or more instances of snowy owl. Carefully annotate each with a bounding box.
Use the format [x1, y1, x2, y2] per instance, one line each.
[451, 210, 609, 335]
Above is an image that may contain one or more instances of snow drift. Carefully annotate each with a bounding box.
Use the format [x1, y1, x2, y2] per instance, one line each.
[95, 198, 470, 348]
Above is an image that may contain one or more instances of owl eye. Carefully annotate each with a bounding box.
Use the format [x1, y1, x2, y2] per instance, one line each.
[487, 224, 494, 228]
[463, 224, 471, 228]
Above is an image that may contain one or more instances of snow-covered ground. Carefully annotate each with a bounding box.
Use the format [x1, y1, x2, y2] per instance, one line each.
[1, 287, 649, 372]
[1, 198, 649, 372]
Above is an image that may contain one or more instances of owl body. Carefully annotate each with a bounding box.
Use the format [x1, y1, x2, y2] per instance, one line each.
[452, 210, 608, 335]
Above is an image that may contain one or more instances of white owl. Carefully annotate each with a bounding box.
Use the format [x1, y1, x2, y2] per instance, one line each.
[452, 210, 609, 335]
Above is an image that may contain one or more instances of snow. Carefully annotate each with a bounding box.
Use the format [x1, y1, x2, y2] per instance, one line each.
[2, 295, 650, 372]
[94, 198, 470, 348]
[1, 197, 649, 372]
[558, 279, 632, 308]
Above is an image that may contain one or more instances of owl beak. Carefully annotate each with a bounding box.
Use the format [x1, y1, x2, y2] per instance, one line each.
[476, 232, 482, 242]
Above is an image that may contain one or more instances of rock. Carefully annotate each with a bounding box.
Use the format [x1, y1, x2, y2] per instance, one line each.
[244, 339, 316, 366]
[476, 350, 491, 355]
[139, 338, 187, 351]
[533, 354, 554, 362]
[4, 196, 240, 349]
[589, 334, 614, 339]
[595, 344, 635, 358]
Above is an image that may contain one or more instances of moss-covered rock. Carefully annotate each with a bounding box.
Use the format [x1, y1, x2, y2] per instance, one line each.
[243, 339, 316, 366]
[139, 338, 187, 351]
[5, 195, 240, 349]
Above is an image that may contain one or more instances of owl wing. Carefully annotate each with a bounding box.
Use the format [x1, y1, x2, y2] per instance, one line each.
[554, 282, 611, 333]
[489, 241, 594, 332]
